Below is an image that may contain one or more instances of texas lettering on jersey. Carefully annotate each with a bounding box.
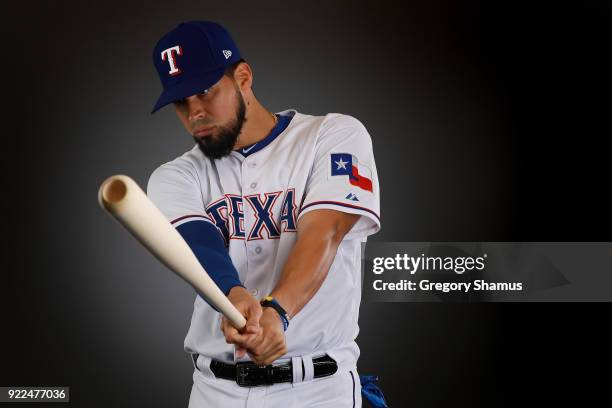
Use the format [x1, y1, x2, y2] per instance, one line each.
[206, 188, 297, 243]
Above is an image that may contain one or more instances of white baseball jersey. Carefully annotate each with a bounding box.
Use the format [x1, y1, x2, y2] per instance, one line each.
[147, 109, 380, 374]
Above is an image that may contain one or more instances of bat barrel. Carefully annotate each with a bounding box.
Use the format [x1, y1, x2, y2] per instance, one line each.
[98, 174, 247, 330]
[98, 175, 137, 211]
[100, 177, 128, 204]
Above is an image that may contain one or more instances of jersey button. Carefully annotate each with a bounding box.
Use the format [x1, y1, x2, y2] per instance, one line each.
[250, 182, 257, 189]
[255, 246, 262, 254]
[250, 288, 259, 296]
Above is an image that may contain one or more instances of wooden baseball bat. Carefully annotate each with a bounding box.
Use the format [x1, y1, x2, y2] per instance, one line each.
[98, 174, 247, 329]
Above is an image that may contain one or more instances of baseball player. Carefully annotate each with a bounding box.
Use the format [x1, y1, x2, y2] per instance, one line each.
[147, 21, 386, 408]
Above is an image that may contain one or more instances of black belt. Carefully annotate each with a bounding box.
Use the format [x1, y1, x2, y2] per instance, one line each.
[203, 354, 338, 387]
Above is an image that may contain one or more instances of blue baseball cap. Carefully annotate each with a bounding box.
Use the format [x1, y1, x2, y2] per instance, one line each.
[151, 21, 242, 114]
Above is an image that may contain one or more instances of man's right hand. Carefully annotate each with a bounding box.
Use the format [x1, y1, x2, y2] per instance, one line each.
[221, 286, 263, 358]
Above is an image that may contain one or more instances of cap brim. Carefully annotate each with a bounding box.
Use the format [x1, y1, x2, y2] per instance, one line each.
[151, 67, 226, 114]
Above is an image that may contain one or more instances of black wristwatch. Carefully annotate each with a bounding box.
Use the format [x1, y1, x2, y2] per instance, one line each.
[260, 296, 290, 331]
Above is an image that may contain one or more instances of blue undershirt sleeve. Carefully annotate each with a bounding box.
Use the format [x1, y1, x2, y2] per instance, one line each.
[175, 220, 244, 310]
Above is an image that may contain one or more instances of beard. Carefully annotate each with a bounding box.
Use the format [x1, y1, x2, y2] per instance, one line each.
[193, 87, 246, 160]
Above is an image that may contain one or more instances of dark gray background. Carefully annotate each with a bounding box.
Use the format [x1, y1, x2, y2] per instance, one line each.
[2, 1, 611, 407]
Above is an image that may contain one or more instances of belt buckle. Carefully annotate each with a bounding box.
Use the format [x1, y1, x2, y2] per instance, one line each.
[235, 362, 273, 387]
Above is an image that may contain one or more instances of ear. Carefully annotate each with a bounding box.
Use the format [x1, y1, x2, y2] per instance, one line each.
[232, 62, 253, 93]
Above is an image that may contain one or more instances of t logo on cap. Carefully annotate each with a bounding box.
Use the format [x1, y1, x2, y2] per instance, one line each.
[161, 45, 183, 76]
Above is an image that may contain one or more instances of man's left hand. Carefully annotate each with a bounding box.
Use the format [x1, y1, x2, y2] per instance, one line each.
[245, 307, 287, 365]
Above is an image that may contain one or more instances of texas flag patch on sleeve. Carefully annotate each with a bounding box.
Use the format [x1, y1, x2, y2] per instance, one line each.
[330, 153, 373, 192]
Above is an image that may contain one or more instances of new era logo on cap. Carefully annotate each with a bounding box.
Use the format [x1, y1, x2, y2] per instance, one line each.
[222, 49, 232, 59]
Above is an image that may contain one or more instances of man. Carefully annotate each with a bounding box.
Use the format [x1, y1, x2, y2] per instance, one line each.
[147, 21, 381, 408]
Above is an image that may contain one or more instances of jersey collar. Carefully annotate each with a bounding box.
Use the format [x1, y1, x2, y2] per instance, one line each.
[235, 110, 295, 158]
